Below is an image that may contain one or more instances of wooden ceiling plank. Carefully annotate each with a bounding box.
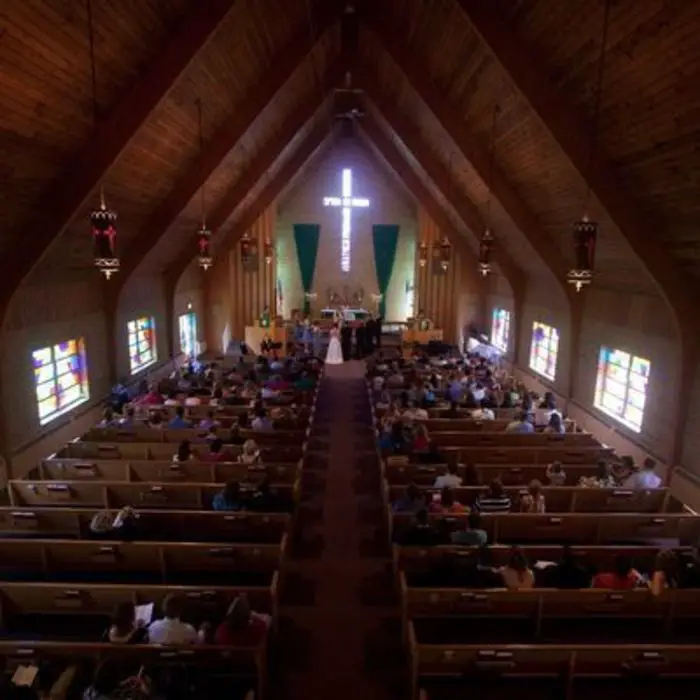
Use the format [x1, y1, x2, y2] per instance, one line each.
[365, 13, 571, 299]
[167, 117, 333, 285]
[456, 0, 699, 331]
[0, 0, 239, 314]
[361, 74, 525, 297]
[115, 10, 340, 296]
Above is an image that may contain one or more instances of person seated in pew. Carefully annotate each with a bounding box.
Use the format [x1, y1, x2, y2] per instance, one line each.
[82, 660, 131, 700]
[148, 594, 207, 645]
[112, 506, 140, 540]
[404, 400, 428, 421]
[106, 601, 148, 644]
[198, 409, 221, 431]
[499, 547, 535, 590]
[519, 479, 546, 514]
[543, 412, 566, 434]
[475, 479, 512, 514]
[118, 405, 136, 428]
[393, 483, 425, 513]
[167, 406, 192, 430]
[400, 508, 450, 546]
[433, 463, 462, 489]
[579, 459, 618, 488]
[540, 545, 591, 589]
[212, 480, 244, 511]
[450, 511, 488, 546]
[173, 440, 194, 463]
[139, 383, 163, 405]
[471, 398, 495, 421]
[164, 390, 180, 406]
[591, 555, 644, 590]
[505, 411, 535, 434]
[97, 407, 119, 428]
[89, 510, 115, 539]
[251, 408, 273, 431]
[412, 424, 430, 452]
[429, 486, 468, 514]
[239, 439, 261, 466]
[545, 461, 567, 486]
[213, 595, 271, 646]
[148, 410, 164, 429]
[622, 457, 663, 490]
[206, 438, 232, 463]
[649, 549, 679, 595]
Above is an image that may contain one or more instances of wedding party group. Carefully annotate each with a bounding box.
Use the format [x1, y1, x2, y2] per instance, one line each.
[325, 316, 383, 366]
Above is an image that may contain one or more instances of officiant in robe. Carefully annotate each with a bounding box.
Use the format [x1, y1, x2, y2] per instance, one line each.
[341, 324, 353, 361]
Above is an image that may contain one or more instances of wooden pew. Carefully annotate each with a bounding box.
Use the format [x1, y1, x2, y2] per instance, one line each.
[431, 445, 613, 465]
[393, 544, 680, 576]
[57, 440, 305, 462]
[8, 480, 298, 511]
[386, 485, 670, 513]
[0, 507, 290, 543]
[0, 641, 267, 700]
[390, 512, 700, 546]
[83, 426, 308, 445]
[384, 461, 601, 485]
[403, 432, 599, 448]
[0, 538, 286, 584]
[38, 457, 301, 486]
[416, 418, 576, 433]
[408, 631, 700, 700]
[0, 579, 278, 622]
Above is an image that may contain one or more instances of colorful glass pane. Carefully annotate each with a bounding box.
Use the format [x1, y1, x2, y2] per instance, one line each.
[594, 344, 650, 432]
[128, 317, 157, 374]
[529, 322, 559, 381]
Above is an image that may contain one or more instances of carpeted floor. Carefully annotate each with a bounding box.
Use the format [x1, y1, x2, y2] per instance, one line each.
[272, 360, 404, 700]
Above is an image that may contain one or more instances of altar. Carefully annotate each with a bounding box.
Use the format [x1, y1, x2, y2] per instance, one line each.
[319, 308, 370, 323]
[403, 328, 444, 345]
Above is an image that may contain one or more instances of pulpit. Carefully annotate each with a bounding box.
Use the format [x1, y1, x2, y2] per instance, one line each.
[403, 327, 444, 345]
[244, 321, 288, 356]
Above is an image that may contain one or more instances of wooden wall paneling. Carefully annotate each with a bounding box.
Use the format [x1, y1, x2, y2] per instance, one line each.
[0, 0, 238, 325]
[113, 14, 340, 301]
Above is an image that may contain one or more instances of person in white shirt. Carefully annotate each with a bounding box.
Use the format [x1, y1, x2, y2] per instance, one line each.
[471, 399, 495, 421]
[623, 457, 662, 490]
[434, 463, 463, 489]
[404, 401, 428, 421]
[184, 391, 201, 407]
[147, 594, 206, 644]
[470, 383, 486, 403]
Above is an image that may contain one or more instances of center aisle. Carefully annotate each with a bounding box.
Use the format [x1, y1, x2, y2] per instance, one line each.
[278, 360, 403, 700]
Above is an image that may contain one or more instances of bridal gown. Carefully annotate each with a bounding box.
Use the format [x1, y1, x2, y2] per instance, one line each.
[325, 328, 344, 365]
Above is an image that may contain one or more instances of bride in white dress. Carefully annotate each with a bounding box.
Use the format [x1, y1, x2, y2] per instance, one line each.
[325, 323, 344, 365]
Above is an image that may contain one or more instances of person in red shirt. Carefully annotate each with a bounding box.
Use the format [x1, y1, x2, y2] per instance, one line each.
[206, 438, 231, 463]
[592, 555, 643, 590]
[139, 385, 163, 405]
[214, 596, 270, 646]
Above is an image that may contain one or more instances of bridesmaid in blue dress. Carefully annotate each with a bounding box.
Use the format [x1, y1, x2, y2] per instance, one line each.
[312, 322, 323, 357]
[301, 317, 313, 354]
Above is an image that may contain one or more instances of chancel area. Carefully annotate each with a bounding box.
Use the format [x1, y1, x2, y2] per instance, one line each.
[1, 0, 700, 699]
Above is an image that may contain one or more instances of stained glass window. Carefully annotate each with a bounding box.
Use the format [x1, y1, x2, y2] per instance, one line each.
[128, 317, 157, 374]
[178, 313, 198, 358]
[490, 308, 511, 352]
[594, 346, 650, 432]
[529, 322, 559, 381]
[32, 339, 89, 425]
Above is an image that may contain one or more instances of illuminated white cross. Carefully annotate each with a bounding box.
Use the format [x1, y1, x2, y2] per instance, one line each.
[323, 168, 370, 273]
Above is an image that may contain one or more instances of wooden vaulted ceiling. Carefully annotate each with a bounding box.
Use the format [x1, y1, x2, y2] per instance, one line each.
[1, 0, 699, 327]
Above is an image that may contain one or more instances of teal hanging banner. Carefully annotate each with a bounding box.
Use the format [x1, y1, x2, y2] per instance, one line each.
[293, 224, 321, 314]
[372, 225, 399, 318]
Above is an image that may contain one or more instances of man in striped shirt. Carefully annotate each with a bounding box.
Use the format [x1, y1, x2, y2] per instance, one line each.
[475, 479, 512, 513]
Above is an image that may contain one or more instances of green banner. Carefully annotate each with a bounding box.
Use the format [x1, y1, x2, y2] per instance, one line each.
[293, 224, 321, 314]
[372, 224, 399, 318]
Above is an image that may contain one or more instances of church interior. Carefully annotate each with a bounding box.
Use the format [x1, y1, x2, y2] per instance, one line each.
[1, 0, 700, 698]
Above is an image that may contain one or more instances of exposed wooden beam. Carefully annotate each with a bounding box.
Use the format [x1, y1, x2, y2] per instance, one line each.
[0, 0, 238, 316]
[456, 0, 699, 330]
[115, 11, 340, 296]
[359, 118, 478, 280]
[167, 120, 333, 285]
[365, 13, 571, 299]
[362, 75, 526, 297]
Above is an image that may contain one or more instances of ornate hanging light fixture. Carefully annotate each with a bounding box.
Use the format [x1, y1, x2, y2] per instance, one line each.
[195, 99, 213, 271]
[91, 187, 119, 279]
[418, 241, 428, 267]
[567, 0, 611, 292]
[439, 237, 452, 271]
[85, 0, 119, 279]
[264, 239, 273, 265]
[240, 231, 258, 266]
[479, 105, 500, 277]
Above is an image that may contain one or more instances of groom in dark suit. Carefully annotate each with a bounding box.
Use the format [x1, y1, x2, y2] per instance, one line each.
[340, 323, 352, 361]
[374, 315, 383, 349]
[365, 316, 376, 355]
